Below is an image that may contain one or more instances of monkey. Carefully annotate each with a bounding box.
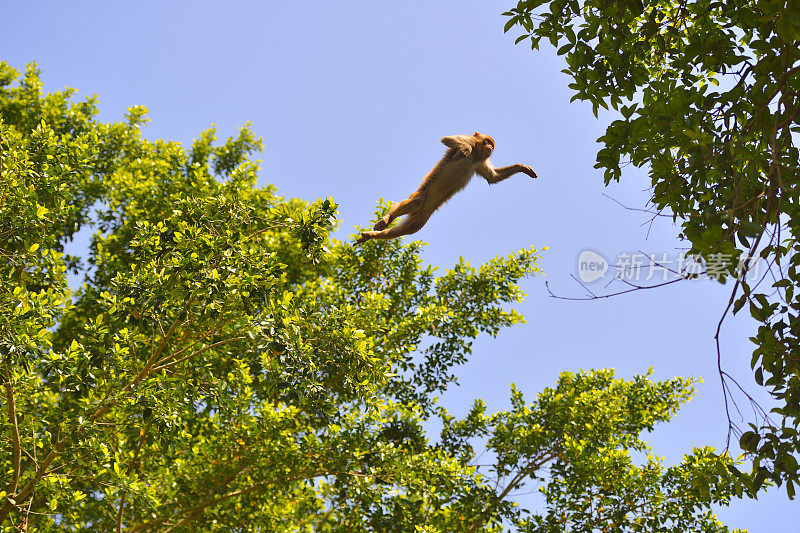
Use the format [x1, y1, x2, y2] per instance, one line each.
[355, 132, 537, 244]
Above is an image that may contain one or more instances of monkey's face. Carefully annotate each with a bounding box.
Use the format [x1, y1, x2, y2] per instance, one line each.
[473, 132, 495, 159]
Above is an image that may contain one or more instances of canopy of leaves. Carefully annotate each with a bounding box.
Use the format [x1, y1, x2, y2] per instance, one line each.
[504, 0, 800, 496]
[1, 63, 746, 531]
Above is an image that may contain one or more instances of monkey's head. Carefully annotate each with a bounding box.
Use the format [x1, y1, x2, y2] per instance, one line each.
[473, 132, 495, 159]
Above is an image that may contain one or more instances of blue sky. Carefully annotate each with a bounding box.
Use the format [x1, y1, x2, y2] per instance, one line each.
[2, 1, 793, 529]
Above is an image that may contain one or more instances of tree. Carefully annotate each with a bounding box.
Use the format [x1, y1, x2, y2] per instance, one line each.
[1, 62, 746, 531]
[502, 0, 800, 496]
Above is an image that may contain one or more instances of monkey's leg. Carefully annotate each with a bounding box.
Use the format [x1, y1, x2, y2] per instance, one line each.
[362, 210, 433, 242]
[374, 191, 425, 230]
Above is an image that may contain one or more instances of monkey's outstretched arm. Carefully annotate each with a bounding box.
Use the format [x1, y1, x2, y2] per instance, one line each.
[476, 160, 538, 184]
[440, 135, 475, 158]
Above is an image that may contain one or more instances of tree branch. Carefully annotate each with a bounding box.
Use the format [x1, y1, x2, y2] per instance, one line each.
[2, 360, 22, 496]
[152, 336, 246, 373]
[546, 275, 685, 301]
[465, 452, 556, 533]
[116, 420, 152, 533]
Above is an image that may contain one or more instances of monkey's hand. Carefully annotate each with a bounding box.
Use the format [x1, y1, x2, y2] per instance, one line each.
[520, 164, 538, 179]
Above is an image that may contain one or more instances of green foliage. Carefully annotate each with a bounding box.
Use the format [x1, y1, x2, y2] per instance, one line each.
[0, 63, 745, 531]
[504, 0, 800, 495]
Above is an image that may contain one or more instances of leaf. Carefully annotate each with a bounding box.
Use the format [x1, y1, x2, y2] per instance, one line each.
[732, 294, 747, 315]
[740, 431, 760, 452]
[565, 26, 576, 44]
[776, 14, 799, 43]
[752, 466, 770, 492]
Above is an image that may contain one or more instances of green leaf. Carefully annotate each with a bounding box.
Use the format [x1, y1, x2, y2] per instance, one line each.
[740, 431, 760, 452]
[776, 14, 799, 43]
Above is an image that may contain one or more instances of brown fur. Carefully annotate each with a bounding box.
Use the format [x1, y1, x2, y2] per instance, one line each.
[356, 132, 537, 244]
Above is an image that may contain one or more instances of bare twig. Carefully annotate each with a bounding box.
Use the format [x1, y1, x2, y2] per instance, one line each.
[603, 193, 671, 219]
[546, 275, 684, 301]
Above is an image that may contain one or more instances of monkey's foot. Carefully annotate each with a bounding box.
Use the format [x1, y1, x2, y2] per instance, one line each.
[373, 217, 390, 231]
[355, 232, 374, 245]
